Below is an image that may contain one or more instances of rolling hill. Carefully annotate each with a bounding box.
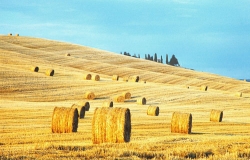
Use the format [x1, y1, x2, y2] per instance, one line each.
[0, 35, 250, 159]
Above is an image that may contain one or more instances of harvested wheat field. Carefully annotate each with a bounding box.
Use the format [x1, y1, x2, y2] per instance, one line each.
[1, 35, 250, 159]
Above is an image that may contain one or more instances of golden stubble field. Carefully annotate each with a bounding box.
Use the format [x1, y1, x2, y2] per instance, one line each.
[0, 35, 250, 159]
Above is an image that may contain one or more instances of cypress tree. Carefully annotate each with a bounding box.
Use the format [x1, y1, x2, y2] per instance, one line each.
[166, 54, 168, 64]
[154, 53, 157, 62]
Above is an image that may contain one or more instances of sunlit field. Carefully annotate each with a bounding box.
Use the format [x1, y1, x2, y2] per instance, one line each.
[1, 35, 250, 159]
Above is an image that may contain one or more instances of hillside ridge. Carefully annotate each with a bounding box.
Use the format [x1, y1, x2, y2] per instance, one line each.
[1, 35, 249, 95]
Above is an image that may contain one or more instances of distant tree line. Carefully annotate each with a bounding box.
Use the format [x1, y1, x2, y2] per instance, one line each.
[120, 52, 180, 66]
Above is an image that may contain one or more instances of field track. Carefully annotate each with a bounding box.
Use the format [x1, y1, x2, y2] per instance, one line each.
[0, 35, 250, 159]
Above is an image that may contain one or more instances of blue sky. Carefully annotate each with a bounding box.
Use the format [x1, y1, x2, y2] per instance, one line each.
[1, 0, 250, 79]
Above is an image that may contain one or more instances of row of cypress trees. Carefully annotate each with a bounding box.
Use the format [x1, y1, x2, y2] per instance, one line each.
[120, 52, 180, 66]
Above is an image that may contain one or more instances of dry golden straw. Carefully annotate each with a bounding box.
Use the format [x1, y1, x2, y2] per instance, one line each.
[129, 75, 139, 82]
[84, 92, 95, 100]
[122, 92, 131, 99]
[83, 74, 92, 80]
[92, 107, 131, 144]
[102, 100, 113, 107]
[92, 75, 100, 81]
[51, 107, 78, 133]
[200, 85, 208, 91]
[30, 66, 39, 72]
[77, 101, 90, 111]
[210, 109, 223, 122]
[45, 69, 54, 76]
[71, 104, 85, 119]
[171, 112, 192, 134]
[8, 33, 12, 36]
[113, 95, 125, 103]
[123, 76, 130, 82]
[137, 97, 146, 105]
[16, 34, 19, 36]
[112, 75, 119, 81]
[235, 92, 242, 97]
[147, 106, 159, 116]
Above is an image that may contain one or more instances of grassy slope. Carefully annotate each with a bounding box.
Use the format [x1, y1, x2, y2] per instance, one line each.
[0, 35, 250, 159]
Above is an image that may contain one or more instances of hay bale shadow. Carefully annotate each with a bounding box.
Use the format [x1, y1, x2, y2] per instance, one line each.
[95, 97, 109, 100]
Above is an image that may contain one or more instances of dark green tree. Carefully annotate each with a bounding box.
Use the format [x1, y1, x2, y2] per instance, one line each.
[148, 54, 151, 60]
[166, 54, 168, 64]
[169, 54, 180, 66]
[154, 53, 157, 62]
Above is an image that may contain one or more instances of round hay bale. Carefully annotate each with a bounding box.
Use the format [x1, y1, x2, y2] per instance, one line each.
[92, 75, 100, 81]
[129, 75, 140, 82]
[65, 53, 71, 56]
[8, 33, 12, 36]
[30, 66, 39, 72]
[71, 104, 85, 119]
[102, 100, 113, 107]
[122, 92, 131, 100]
[16, 34, 19, 36]
[137, 97, 146, 105]
[77, 101, 90, 111]
[235, 92, 242, 97]
[123, 76, 130, 82]
[200, 85, 208, 91]
[112, 75, 119, 81]
[171, 112, 192, 134]
[45, 69, 54, 76]
[147, 106, 159, 116]
[83, 74, 92, 80]
[210, 109, 223, 122]
[92, 107, 131, 144]
[113, 95, 125, 103]
[51, 107, 78, 133]
[84, 92, 95, 100]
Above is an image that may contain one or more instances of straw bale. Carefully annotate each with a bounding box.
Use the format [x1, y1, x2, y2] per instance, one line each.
[112, 75, 119, 81]
[122, 92, 131, 99]
[235, 92, 242, 97]
[200, 85, 208, 91]
[65, 53, 71, 56]
[210, 109, 223, 122]
[8, 33, 12, 36]
[30, 66, 39, 72]
[77, 101, 90, 111]
[71, 104, 85, 119]
[129, 75, 139, 82]
[102, 100, 113, 107]
[147, 106, 159, 116]
[16, 34, 19, 36]
[83, 74, 92, 80]
[84, 92, 95, 100]
[137, 97, 146, 105]
[123, 76, 130, 82]
[51, 107, 78, 133]
[171, 112, 192, 134]
[113, 95, 125, 102]
[92, 107, 131, 144]
[45, 69, 54, 76]
[92, 75, 100, 81]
